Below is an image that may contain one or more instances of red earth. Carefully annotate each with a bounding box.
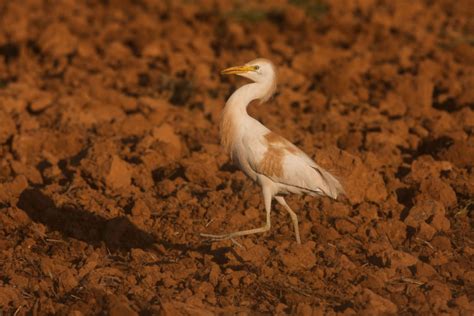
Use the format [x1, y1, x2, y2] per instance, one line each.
[0, 0, 473, 314]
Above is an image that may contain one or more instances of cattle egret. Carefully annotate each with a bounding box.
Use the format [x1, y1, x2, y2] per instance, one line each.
[201, 58, 345, 244]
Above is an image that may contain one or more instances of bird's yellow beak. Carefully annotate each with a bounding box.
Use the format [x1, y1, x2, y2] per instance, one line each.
[221, 65, 258, 75]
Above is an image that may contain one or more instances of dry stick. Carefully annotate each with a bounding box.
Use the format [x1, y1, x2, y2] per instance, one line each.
[13, 305, 22, 316]
[230, 237, 244, 249]
[286, 285, 311, 297]
[46, 238, 66, 243]
[25, 257, 42, 276]
[390, 277, 424, 286]
[385, 233, 395, 249]
[416, 237, 435, 250]
[205, 218, 215, 227]
[31, 299, 39, 316]
[400, 277, 424, 286]
[32, 227, 47, 241]
[345, 217, 358, 225]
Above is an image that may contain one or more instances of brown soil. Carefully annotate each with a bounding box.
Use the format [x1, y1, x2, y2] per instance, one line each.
[1, 0, 473, 314]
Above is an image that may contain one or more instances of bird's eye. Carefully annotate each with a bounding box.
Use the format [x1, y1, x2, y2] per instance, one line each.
[254, 65, 260, 70]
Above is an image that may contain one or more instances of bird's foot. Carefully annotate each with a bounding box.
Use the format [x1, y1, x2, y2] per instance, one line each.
[200, 232, 234, 240]
[200, 233, 243, 248]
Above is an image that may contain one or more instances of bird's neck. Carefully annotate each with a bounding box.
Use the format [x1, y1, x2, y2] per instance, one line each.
[225, 82, 272, 114]
[220, 82, 268, 156]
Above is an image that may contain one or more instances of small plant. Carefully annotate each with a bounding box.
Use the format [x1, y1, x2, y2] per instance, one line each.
[289, 0, 328, 19]
[227, 8, 269, 23]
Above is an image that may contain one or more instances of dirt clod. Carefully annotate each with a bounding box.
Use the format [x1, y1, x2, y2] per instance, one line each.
[0, 0, 472, 314]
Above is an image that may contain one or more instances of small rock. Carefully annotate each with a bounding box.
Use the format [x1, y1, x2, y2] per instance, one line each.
[107, 295, 138, 316]
[361, 273, 385, 290]
[409, 155, 453, 182]
[10, 161, 43, 185]
[161, 300, 214, 316]
[153, 123, 182, 158]
[439, 141, 474, 169]
[419, 176, 457, 208]
[335, 218, 357, 234]
[404, 199, 444, 229]
[0, 111, 16, 144]
[78, 252, 100, 279]
[431, 236, 452, 251]
[0, 286, 21, 308]
[381, 220, 407, 246]
[106, 155, 132, 189]
[1, 96, 27, 113]
[143, 41, 163, 58]
[39, 23, 78, 58]
[380, 92, 407, 117]
[430, 212, 451, 232]
[236, 240, 271, 265]
[284, 6, 306, 28]
[59, 269, 79, 293]
[226, 22, 246, 46]
[418, 222, 436, 241]
[464, 246, 474, 256]
[390, 250, 418, 269]
[279, 241, 317, 272]
[131, 199, 151, 219]
[183, 152, 219, 188]
[358, 202, 379, 220]
[120, 114, 152, 137]
[315, 147, 387, 204]
[425, 280, 451, 312]
[451, 295, 474, 312]
[208, 264, 220, 286]
[29, 94, 54, 113]
[415, 261, 437, 280]
[295, 303, 313, 316]
[465, 271, 474, 283]
[0, 175, 28, 205]
[358, 289, 398, 315]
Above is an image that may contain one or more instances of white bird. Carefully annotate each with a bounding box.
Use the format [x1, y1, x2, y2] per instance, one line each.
[201, 58, 345, 244]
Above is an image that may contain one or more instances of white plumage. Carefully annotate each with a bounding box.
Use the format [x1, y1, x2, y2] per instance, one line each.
[201, 58, 344, 244]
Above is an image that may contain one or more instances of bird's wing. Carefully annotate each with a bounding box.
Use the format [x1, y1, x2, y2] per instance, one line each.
[244, 131, 344, 199]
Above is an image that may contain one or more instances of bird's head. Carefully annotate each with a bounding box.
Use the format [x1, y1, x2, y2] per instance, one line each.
[221, 58, 277, 103]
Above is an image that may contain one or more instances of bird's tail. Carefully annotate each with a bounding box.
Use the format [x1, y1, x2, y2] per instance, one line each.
[318, 168, 345, 200]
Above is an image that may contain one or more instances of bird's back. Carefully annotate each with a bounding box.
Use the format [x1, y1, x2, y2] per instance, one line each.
[241, 128, 344, 199]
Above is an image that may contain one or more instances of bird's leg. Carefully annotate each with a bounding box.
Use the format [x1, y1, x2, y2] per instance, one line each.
[201, 186, 273, 241]
[275, 196, 301, 244]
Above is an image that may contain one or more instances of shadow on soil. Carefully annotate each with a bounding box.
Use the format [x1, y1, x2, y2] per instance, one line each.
[16, 188, 237, 264]
[17, 188, 156, 251]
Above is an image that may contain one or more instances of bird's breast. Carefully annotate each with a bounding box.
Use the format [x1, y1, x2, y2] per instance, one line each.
[219, 109, 237, 158]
